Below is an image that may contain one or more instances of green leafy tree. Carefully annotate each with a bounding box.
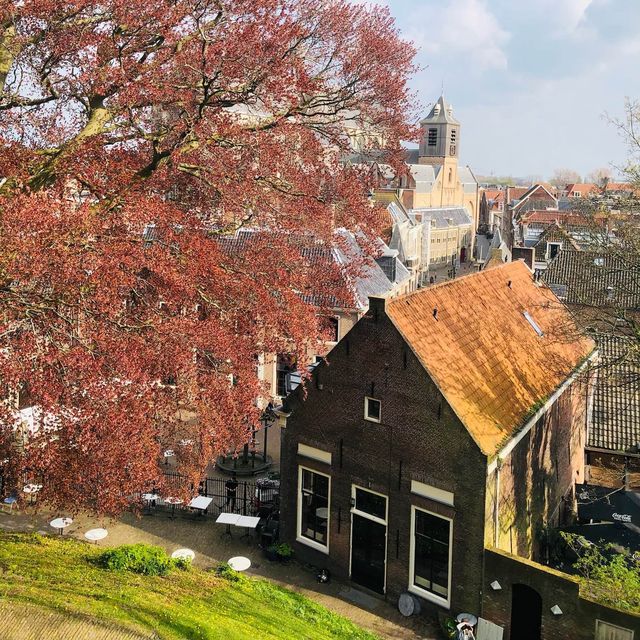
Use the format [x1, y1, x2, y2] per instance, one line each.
[561, 532, 640, 613]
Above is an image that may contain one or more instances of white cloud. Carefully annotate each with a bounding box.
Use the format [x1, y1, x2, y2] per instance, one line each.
[517, 0, 610, 37]
[408, 0, 510, 71]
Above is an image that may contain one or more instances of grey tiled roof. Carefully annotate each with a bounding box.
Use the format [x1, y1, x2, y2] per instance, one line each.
[543, 250, 640, 309]
[590, 335, 640, 452]
[458, 166, 478, 193]
[409, 164, 440, 193]
[220, 228, 402, 311]
[410, 206, 472, 229]
[419, 95, 460, 125]
[387, 201, 411, 225]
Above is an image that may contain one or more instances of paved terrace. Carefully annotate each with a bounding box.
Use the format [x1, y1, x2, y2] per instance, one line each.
[0, 507, 437, 640]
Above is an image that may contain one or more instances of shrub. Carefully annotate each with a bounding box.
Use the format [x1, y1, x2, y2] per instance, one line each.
[267, 543, 293, 561]
[215, 563, 247, 583]
[97, 544, 175, 576]
[561, 532, 640, 613]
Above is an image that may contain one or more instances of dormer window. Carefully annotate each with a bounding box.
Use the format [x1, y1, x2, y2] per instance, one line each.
[427, 128, 437, 146]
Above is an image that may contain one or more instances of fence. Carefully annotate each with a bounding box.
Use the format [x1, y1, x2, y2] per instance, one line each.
[158, 471, 279, 519]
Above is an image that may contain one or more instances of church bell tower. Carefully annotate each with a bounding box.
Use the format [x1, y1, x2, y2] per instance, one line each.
[418, 95, 460, 166]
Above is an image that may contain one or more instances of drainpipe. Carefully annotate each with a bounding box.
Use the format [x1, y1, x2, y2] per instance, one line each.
[494, 457, 502, 549]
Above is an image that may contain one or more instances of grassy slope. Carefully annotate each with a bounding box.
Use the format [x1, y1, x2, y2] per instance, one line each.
[0, 533, 378, 640]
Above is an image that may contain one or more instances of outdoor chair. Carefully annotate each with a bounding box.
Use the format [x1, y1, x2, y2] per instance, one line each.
[260, 513, 280, 548]
[2, 494, 18, 513]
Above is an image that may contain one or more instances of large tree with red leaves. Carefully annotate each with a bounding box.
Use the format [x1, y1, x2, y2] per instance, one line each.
[0, 0, 416, 514]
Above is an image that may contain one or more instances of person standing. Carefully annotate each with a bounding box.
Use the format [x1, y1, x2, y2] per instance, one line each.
[225, 472, 238, 512]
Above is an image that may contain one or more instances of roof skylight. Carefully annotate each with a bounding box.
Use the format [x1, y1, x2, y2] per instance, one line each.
[523, 311, 544, 337]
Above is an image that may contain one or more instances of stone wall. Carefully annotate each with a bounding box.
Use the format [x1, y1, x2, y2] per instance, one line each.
[482, 548, 640, 640]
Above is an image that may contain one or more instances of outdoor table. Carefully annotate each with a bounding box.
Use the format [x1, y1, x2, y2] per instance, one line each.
[50, 517, 73, 535]
[23, 484, 42, 505]
[164, 496, 183, 519]
[84, 528, 108, 544]
[456, 613, 478, 630]
[236, 515, 261, 543]
[228, 556, 251, 572]
[171, 548, 195, 562]
[188, 496, 213, 516]
[216, 512, 240, 538]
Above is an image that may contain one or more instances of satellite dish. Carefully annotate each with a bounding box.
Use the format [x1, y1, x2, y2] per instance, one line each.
[398, 593, 421, 617]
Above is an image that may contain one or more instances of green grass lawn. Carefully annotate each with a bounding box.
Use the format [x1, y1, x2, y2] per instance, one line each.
[0, 533, 378, 640]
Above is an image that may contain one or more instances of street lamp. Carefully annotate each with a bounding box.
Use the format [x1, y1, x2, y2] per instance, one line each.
[261, 403, 277, 463]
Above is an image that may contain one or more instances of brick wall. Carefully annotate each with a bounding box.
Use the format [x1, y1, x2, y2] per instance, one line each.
[280, 297, 488, 615]
[485, 374, 590, 560]
[482, 548, 640, 640]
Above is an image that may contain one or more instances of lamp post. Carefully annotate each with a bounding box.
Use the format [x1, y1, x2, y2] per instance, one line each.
[261, 403, 277, 463]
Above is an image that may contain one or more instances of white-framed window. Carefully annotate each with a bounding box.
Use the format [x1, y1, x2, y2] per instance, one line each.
[364, 397, 381, 423]
[546, 241, 562, 261]
[351, 485, 388, 523]
[318, 315, 339, 344]
[409, 506, 453, 608]
[297, 466, 330, 553]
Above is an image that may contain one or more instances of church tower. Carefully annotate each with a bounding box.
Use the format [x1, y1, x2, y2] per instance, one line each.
[418, 95, 460, 166]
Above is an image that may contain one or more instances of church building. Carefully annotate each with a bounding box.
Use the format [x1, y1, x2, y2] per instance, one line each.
[402, 95, 479, 231]
[371, 95, 480, 278]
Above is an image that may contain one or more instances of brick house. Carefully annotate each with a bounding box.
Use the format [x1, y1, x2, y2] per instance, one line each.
[279, 261, 595, 616]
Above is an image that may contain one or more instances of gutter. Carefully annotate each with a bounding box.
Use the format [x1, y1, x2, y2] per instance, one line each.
[487, 349, 598, 475]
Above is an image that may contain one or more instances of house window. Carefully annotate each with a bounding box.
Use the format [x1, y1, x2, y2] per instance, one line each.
[410, 507, 453, 606]
[595, 620, 634, 640]
[319, 316, 339, 343]
[546, 242, 562, 261]
[427, 128, 437, 146]
[364, 397, 381, 423]
[276, 354, 297, 397]
[297, 467, 330, 551]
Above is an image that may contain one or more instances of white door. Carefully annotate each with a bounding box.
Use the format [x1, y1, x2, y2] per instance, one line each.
[476, 618, 504, 640]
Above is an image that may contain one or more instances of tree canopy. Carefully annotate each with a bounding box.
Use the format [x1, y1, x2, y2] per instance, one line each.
[0, 0, 417, 514]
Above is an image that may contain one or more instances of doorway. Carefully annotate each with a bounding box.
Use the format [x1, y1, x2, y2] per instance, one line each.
[350, 486, 387, 594]
[510, 583, 542, 640]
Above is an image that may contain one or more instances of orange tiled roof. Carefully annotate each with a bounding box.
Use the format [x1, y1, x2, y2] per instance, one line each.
[386, 262, 595, 456]
[564, 183, 599, 196]
[482, 188, 504, 201]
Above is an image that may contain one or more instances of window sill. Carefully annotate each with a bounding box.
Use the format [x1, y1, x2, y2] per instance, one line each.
[296, 536, 329, 555]
[408, 585, 450, 609]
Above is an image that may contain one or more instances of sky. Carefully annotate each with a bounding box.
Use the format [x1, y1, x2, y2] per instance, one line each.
[380, 0, 639, 180]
